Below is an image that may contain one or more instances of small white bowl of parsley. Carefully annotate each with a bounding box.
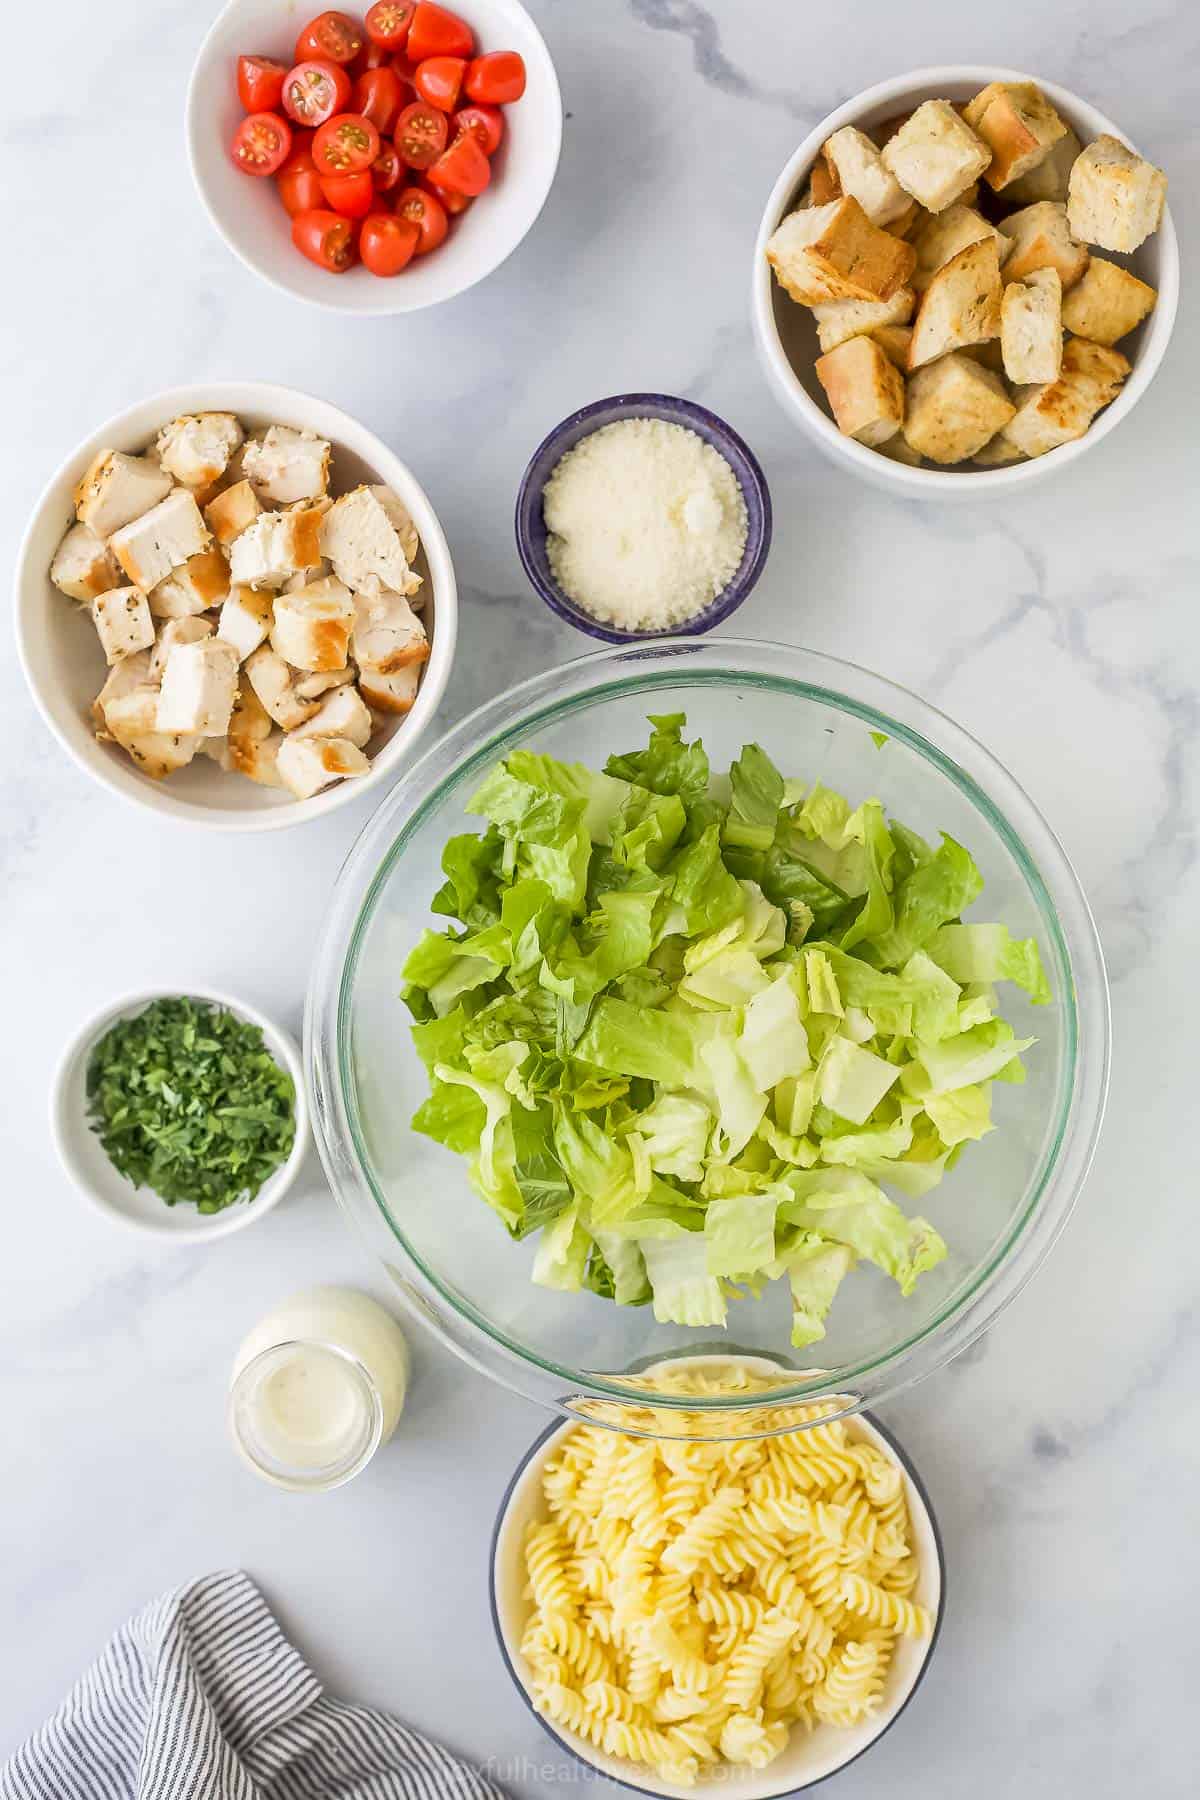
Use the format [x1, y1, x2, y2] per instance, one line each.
[52, 989, 308, 1240]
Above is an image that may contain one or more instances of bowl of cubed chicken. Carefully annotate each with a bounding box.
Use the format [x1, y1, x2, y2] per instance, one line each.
[751, 67, 1178, 494]
[15, 382, 457, 828]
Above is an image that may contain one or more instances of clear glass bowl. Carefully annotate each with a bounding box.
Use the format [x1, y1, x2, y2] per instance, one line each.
[306, 641, 1109, 1438]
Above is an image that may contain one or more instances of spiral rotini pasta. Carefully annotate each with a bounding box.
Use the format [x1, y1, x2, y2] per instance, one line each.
[518, 1366, 930, 1786]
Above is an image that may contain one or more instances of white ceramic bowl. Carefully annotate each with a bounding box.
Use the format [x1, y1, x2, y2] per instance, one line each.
[490, 1370, 945, 1799]
[187, 0, 563, 315]
[15, 381, 457, 831]
[751, 65, 1179, 498]
[51, 986, 310, 1242]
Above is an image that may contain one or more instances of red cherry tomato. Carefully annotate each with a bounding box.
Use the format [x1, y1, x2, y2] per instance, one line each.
[394, 184, 449, 253]
[237, 56, 287, 113]
[292, 207, 358, 270]
[231, 110, 292, 176]
[406, 1, 474, 61]
[355, 39, 391, 71]
[277, 148, 325, 214]
[360, 211, 421, 275]
[394, 100, 448, 169]
[371, 143, 404, 191]
[313, 112, 381, 175]
[413, 55, 466, 111]
[294, 11, 363, 65]
[464, 51, 526, 105]
[365, 1, 415, 49]
[282, 59, 352, 126]
[429, 129, 490, 196]
[421, 174, 472, 215]
[451, 102, 503, 155]
[353, 66, 404, 134]
[320, 169, 377, 217]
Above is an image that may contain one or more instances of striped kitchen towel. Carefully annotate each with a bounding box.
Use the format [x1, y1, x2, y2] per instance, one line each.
[1, 1569, 507, 1800]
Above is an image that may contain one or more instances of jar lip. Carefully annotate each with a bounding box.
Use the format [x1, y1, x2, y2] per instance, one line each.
[227, 1338, 385, 1493]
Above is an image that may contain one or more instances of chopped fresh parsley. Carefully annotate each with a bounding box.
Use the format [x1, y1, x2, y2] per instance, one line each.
[86, 997, 296, 1214]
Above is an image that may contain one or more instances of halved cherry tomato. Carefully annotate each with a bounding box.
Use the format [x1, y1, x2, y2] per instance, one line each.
[451, 102, 503, 155]
[371, 143, 404, 191]
[394, 184, 449, 253]
[394, 99, 448, 169]
[237, 56, 287, 113]
[464, 51, 526, 105]
[231, 110, 292, 176]
[365, 1, 415, 50]
[413, 56, 466, 112]
[294, 11, 363, 65]
[407, 1, 474, 60]
[320, 169, 377, 217]
[360, 211, 421, 275]
[355, 39, 391, 71]
[313, 112, 381, 175]
[277, 147, 324, 214]
[429, 129, 490, 196]
[292, 207, 358, 269]
[353, 66, 404, 133]
[421, 174, 472, 215]
[282, 59, 351, 126]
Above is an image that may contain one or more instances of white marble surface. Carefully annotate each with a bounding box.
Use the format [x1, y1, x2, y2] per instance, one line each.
[2, 0, 1198, 1792]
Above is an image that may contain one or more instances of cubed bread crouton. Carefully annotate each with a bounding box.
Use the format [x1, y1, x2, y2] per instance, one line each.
[765, 197, 916, 306]
[149, 547, 230, 620]
[910, 203, 1008, 293]
[960, 338, 1007, 374]
[998, 202, 1089, 289]
[962, 81, 1067, 191]
[91, 586, 155, 664]
[270, 576, 356, 673]
[812, 286, 915, 353]
[74, 450, 172, 537]
[972, 433, 1028, 467]
[109, 490, 211, 591]
[870, 324, 913, 368]
[156, 414, 243, 490]
[205, 479, 261, 546]
[903, 354, 1016, 464]
[871, 111, 913, 148]
[358, 663, 422, 715]
[229, 507, 325, 588]
[881, 100, 992, 213]
[244, 647, 322, 732]
[50, 523, 122, 602]
[815, 336, 905, 446]
[807, 156, 842, 206]
[821, 126, 913, 226]
[876, 432, 925, 466]
[1067, 133, 1167, 252]
[242, 426, 332, 505]
[276, 735, 369, 801]
[1001, 336, 1130, 456]
[156, 638, 239, 737]
[1004, 127, 1082, 205]
[1060, 255, 1157, 345]
[148, 616, 213, 681]
[909, 238, 1003, 371]
[290, 683, 373, 750]
[1001, 268, 1063, 384]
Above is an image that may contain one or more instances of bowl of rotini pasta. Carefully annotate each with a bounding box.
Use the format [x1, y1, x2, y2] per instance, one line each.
[490, 1360, 944, 1796]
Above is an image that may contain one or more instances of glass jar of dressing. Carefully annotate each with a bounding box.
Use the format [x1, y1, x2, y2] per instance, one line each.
[229, 1286, 409, 1492]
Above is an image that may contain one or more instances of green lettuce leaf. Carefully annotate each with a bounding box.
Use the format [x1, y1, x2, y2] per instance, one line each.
[641, 1230, 727, 1327]
[927, 923, 1052, 1004]
[705, 1191, 779, 1279]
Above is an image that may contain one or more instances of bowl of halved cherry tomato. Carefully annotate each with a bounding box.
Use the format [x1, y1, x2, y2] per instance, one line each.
[188, 0, 562, 312]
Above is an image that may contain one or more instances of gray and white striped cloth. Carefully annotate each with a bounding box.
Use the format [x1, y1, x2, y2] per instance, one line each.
[1, 1570, 507, 1800]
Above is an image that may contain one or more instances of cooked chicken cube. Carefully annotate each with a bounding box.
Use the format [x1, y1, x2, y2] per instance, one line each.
[352, 588, 429, 675]
[276, 735, 369, 800]
[92, 586, 155, 665]
[50, 522, 122, 602]
[369, 486, 420, 563]
[232, 731, 284, 788]
[109, 490, 211, 591]
[244, 646, 322, 731]
[156, 413, 243, 490]
[105, 718, 200, 781]
[229, 507, 325, 588]
[102, 686, 162, 739]
[74, 450, 172, 537]
[242, 426, 332, 505]
[320, 486, 421, 597]
[205, 479, 261, 546]
[148, 615, 214, 681]
[290, 683, 373, 749]
[284, 559, 331, 592]
[217, 585, 274, 661]
[270, 576, 355, 672]
[358, 662, 422, 715]
[156, 638, 239, 736]
[224, 675, 280, 785]
[92, 650, 155, 732]
[148, 546, 230, 619]
[294, 665, 356, 700]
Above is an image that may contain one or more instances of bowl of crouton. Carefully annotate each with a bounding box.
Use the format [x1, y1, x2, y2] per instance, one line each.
[752, 66, 1178, 495]
[15, 382, 458, 830]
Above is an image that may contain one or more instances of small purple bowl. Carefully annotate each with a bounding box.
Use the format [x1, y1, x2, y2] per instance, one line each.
[515, 393, 773, 644]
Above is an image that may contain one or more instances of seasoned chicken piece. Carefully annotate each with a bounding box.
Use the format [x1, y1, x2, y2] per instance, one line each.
[224, 675, 281, 786]
[156, 413, 244, 490]
[92, 650, 155, 732]
[294, 665, 356, 700]
[50, 522, 122, 602]
[233, 731, 284, 787]
[156, 638, 239, 736]
[358, 662, 422, 715]
[205, 479, 261, 546]
[149, 546, 230, 619]
[276, 734, 369, 800]
[229, 507, 325, 588]
[217, 585, 274, 661]
[352, 588, 429, 674]
[102, 685, 162, 738]
[290, 683, 373, 749]
[244, 646, 321, 731]
[74, 450, 171, 537]
[320, 487, 420, 597]
[242, 426, 332, 505]
[108, 722, 201, 780]
[148, 615, 213, 681]
[270, 576, 355, 672]
[368, 485, 420, 563]
[92, 586, 155, 665]
[109, 490, 211, 591]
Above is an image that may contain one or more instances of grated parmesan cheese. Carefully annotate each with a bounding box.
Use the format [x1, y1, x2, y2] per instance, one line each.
[542, 418, 748, 631]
